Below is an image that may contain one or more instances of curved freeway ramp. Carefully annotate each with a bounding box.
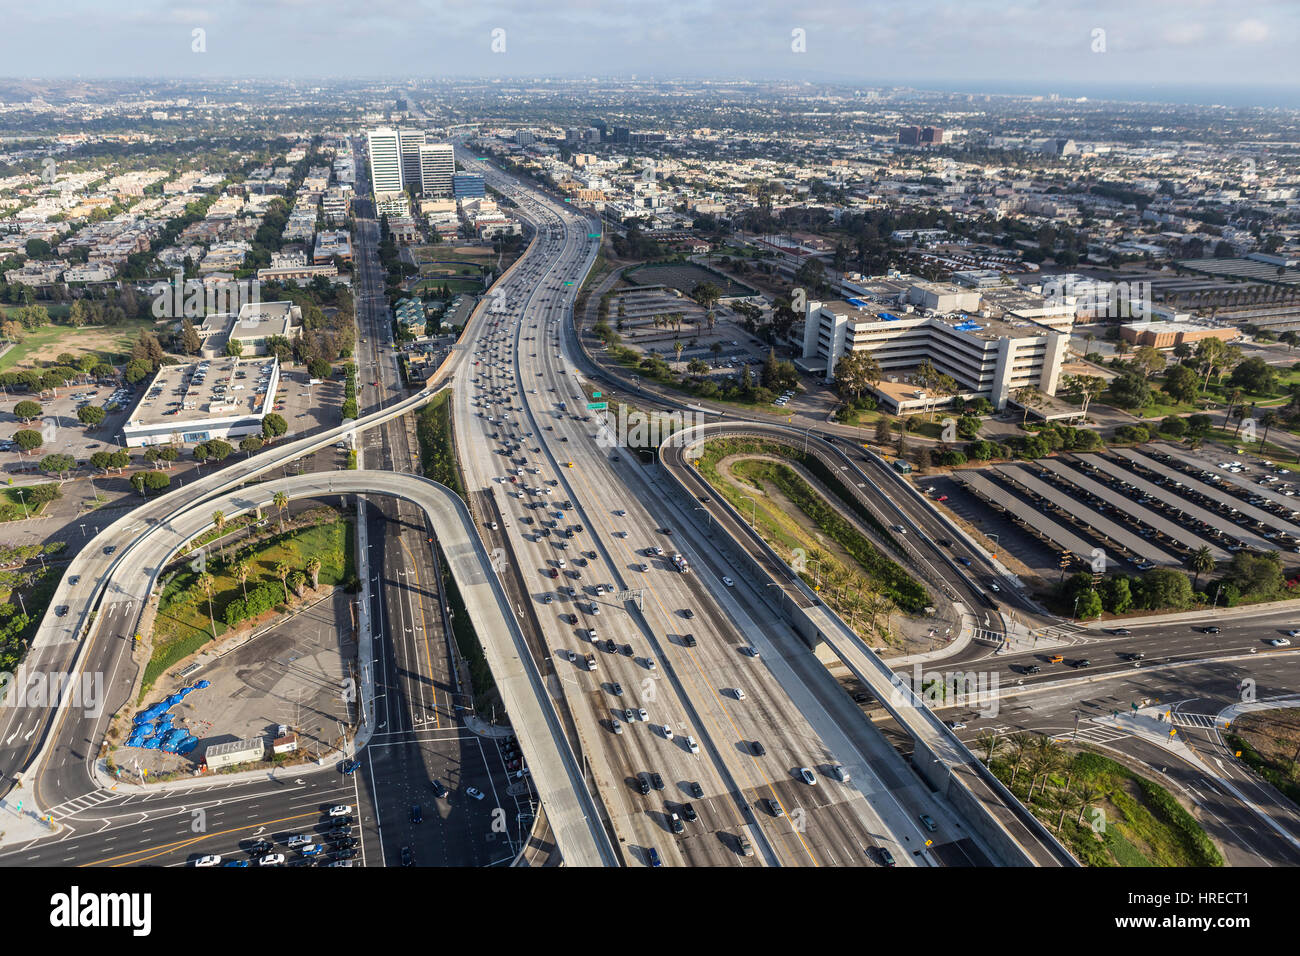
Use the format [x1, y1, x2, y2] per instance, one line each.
[26, 470, 619, 868]
[659, 422, 1077, 867]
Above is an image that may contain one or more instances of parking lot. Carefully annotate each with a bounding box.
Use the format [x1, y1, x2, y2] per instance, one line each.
[930, 444, 1300, 585]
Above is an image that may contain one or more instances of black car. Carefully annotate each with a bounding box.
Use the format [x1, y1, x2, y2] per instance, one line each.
[651, 773, 665, 791]
[681, 803, 698, 822]
[637, 775, 651, 795]
[411, 804, 422, 824]
[333, 848, 357, 860]
[937, 539, 952, 548]
[750, 741, 766, 756]
[682, 608, 694, 620]
[670, 813, 685, 834]
[328, 817, 353, 830]
[878, 847, 897, 867]
[1200, 626, 1221, 634]
[1072, 659, 1091, 669]
[604, 639, 616, 653]
[246, 840, 273, 856]
[681, 633, 697, 648]
[1023, 664, 1041, 674]
[400, 846, 414, 866]
[688, 781, 704, 798]
[765, 798, 782, 817]
[1121, 652, 1145, 662]
[430, 779, 449, 798]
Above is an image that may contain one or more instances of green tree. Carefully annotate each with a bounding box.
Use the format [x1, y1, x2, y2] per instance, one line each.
[261, 413, 288, 439]
[1186, 546, 1215, 590]
[39, 453, 76, 480]
[225, 338, 244, 358]
[77, 404, 106, 426]
[181, 318, 202, 355]
[1163, 364, 1200, 404]
[13, 400, 41, 423]
[13, 428, 42, 455]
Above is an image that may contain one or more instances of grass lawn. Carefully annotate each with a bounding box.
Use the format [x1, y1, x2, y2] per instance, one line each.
[987, 746, 1221, 867]
[414, 277, 483, 295]
[1201, 427, 1300, 469]
[0, 487, 54, 521]
[143, 515, 355, 694]
[0, 317, 159, 373]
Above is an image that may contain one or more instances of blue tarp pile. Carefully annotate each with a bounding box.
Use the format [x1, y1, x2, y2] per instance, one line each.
[125, 684, 206, 753]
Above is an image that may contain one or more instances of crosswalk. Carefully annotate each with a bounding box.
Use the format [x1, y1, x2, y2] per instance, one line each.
[1170, 712, 1219, 729]
[46, 789, 117, 820]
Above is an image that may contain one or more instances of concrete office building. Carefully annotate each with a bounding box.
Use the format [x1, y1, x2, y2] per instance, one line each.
[800, 299, 1069, 413]
[367, 127, 404, 197]
[1119, 321, 1240, 349]
[418, 143, 455, 197]
[399, 129, 426, 188]
[121, 356, 281, 448]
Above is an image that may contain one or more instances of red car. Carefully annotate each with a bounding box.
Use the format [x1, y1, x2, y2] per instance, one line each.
[547, 569, 558, 579]
[936, 494, 948, 502]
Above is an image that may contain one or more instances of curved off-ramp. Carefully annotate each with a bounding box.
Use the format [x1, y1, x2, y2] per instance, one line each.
[31, 470, 620, 869]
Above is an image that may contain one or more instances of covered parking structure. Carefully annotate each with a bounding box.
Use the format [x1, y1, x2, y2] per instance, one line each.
[1152, 443, 1300, 525]
[1109, 448, 1300, 544]
[1033, 458, 1230, 562]
[956, 470, 1099, 561]
[992, 464, 1180, 567]
[1076, 454, 1276, 552]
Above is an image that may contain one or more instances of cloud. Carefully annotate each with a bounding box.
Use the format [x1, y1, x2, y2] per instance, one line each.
[1231, 19, 1270, 43]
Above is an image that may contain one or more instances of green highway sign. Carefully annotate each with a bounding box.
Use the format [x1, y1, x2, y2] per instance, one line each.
[587, 402, 607, 411]
[591, 391, 602, 398]
[588, 233, 600, 239]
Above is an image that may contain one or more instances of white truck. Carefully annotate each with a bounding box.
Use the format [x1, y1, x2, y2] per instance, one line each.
[672, 553, 689, 573]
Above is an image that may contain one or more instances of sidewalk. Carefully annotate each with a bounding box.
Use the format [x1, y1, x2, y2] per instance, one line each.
[1077, 596, 1300, 629]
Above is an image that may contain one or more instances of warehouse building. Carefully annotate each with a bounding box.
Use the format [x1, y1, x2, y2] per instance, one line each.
[199, 300, 300, 358]
[121, 356, 281, 448]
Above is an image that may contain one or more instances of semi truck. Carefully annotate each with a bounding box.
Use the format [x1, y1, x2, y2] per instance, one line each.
[672, 553, 689, 573]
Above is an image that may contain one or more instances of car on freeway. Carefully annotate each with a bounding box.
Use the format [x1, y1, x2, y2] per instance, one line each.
[661, 724, 674, 740]
[259, 854, 286, 866]
[831, 764, 850, 782]
[1268, 638, 1292, 647]
[194, 855, 222, 867]
[764, 798, 783, 817]
[466, 787, 485, 801]
[1200, 626, 1221, 634]
[750, 741, 766, 756]
[878, 847, 897, 867]
[1285, 630, 1300, 639]
[688, 781, 704, 798]
[411, 805, 422, 824]
[651, 773, 665, 791]
[944, 720, 967, 730]
[722, 577, 734, 587]
[340, 760, 361, 775]
[1121, 652, 1145, 662]
[647, 848, 663, 867]
[103, 546, 116, 555]
[891, 524, 906, 534]
[918, 814, 938, 832]
[401, 846, 414, 867]
[1022, 664, 1041, 674]
[686, 736, 700, 754]
[637, 775, 651, 795]
[612, 682, 624, 696]
[1107, 627, 1132, 635]
[637, 708, 649, 721]
[798, 767, 817, 785]
[1072, 659, 1091, 669]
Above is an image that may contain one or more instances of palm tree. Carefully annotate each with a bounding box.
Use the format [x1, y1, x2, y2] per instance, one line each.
[197, 572, 216, 638]
[1186, 546, 1215, 590]
[673, 340, 684, 366]
[306, 557, 321, 590]
[211, 510, 227, 561]
[1005, 735, 1032, 787]
[975, 730, 1001, 767]
[1257, 410, 1277, 449]
[235, 560, 251, 600]
[273, 492, 289, 533]
[275, 561, 290, 603]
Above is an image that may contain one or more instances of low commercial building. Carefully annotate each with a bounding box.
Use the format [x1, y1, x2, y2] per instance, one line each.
[199, 301, 300, 357]
[800, 298, 1069, 413]
[121, 356, 281, 448]
[204, 736, 266, 770]
[314, 230, 352, 263]
[1119, 321, 1240, 349]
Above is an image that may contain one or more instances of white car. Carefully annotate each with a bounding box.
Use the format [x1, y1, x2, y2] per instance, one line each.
[891, 524, 906, 534]
[328, 804, 351, 817]
[1268, 638, 1292, 647]
[722, 576, 734, 588]
[466, 787, 485, 801]
[686, 736, 700, 754]
[194, 855, 222, 867]
[638, 708, 649, 722]
[798, 767, 817, 785]
[661, 724, 674, 740]
[259, 853, 286, 866]
[732, 688, 746, 700]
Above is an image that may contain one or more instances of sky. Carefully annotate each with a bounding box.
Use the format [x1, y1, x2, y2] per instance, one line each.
[1, 0, 1297, 105]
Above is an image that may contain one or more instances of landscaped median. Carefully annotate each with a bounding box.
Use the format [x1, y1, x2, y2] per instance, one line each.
[694, 435, 929, 650]
[140, 507, 356, 697]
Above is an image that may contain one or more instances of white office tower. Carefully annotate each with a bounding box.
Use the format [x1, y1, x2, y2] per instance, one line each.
[367, 127, 403, 197]
[398, 128, 426, 189]
[418, 143, 455, 197]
